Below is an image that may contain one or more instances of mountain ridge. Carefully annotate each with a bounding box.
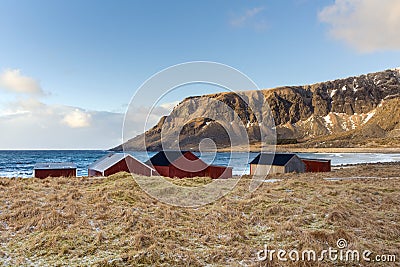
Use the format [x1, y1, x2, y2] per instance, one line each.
[115, 68, 400, 151]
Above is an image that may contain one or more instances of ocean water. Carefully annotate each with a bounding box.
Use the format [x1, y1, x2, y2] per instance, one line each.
[0, 150, 399, 178]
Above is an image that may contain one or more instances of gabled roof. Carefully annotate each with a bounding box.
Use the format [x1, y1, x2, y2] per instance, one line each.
[145, 151, 193, 166]
[249, 153, 297, 166]
[89, 153, 137, 172]
[34, 162, 76, 170]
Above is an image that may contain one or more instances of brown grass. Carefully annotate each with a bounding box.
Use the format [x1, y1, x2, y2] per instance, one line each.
[0, 162, 399, 266]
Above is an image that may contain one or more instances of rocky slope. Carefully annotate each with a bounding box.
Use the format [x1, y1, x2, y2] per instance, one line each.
[116, 68, 400, 151]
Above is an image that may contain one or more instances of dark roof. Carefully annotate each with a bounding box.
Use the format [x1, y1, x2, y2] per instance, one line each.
[300, 158, 331, 162]
[249, 153, 296, 166]
[34, 162, 76, 170]
[145, 151, 194, 166]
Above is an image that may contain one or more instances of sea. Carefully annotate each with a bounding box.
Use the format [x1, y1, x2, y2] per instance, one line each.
[0, 150, 399, 178]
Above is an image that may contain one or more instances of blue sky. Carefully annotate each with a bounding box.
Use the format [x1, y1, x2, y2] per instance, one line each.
[1, 0, 400, 149]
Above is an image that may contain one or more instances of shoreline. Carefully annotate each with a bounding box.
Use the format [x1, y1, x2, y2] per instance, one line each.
[2, 161, 399, 179]
[118, 146, 400, 153]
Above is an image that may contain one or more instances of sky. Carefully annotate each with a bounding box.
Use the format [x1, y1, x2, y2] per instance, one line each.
[1, 0, 400, 149]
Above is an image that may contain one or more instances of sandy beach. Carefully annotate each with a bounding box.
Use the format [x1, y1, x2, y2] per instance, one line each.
[217, 145, 400, 154]
[275, 146, 400, 154]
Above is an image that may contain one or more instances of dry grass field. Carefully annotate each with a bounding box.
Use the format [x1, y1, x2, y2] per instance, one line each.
[0, 162, 399, 266]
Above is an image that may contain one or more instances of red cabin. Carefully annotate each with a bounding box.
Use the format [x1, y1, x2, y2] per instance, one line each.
[145, 151, 232, 179]
[34, 162, 77, 178]
[88, 153, 156, 177]
[301, 158, 331, 172]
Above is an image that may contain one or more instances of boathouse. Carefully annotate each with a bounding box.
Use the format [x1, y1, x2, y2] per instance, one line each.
[249, 153, 305, 175]
[88, 153, 156, 177]
[34, 162, 77, 178]
[145, 151, 232, 179]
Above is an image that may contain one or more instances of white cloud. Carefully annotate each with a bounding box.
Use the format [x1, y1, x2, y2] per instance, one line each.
[0, 69, 127, 149]
[159, 101, 180, 111]
[0, 98, 176, 149]
[319, 0, 400, 52]
[62, 109, 92, 128]
[0, 69, 45, 95]
[0, 67, 178, 149]
[0, 100, 124, 149]
[1, 98, 53, 118]
[230, 7, 268, 30]
[123, 104, 175, 138]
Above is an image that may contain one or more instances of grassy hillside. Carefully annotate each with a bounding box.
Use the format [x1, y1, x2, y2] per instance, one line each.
[0, 163, 399, 266]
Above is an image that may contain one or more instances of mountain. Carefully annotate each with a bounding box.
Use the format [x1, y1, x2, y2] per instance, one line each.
[115, 68, 400, 151]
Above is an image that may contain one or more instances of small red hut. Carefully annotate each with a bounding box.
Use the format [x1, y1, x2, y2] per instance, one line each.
[34, 162, 77, 178]
[88, 153, 156, 177]
[301, 158, 331, 172]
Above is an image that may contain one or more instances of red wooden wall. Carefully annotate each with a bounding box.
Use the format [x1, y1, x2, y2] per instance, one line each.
[153, 166, 169, 177]
[301, 159, 331, 172]
[151, 151, 232, 179]
[104, 157, 153, 176]
[34, 169, 76, 178]
[152, 164, 232, 179]
[89, 157, 154, 177]
[206, 166, 232, 179]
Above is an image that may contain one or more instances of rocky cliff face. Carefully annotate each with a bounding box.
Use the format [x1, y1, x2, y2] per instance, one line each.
[116, 68, 400, 151]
